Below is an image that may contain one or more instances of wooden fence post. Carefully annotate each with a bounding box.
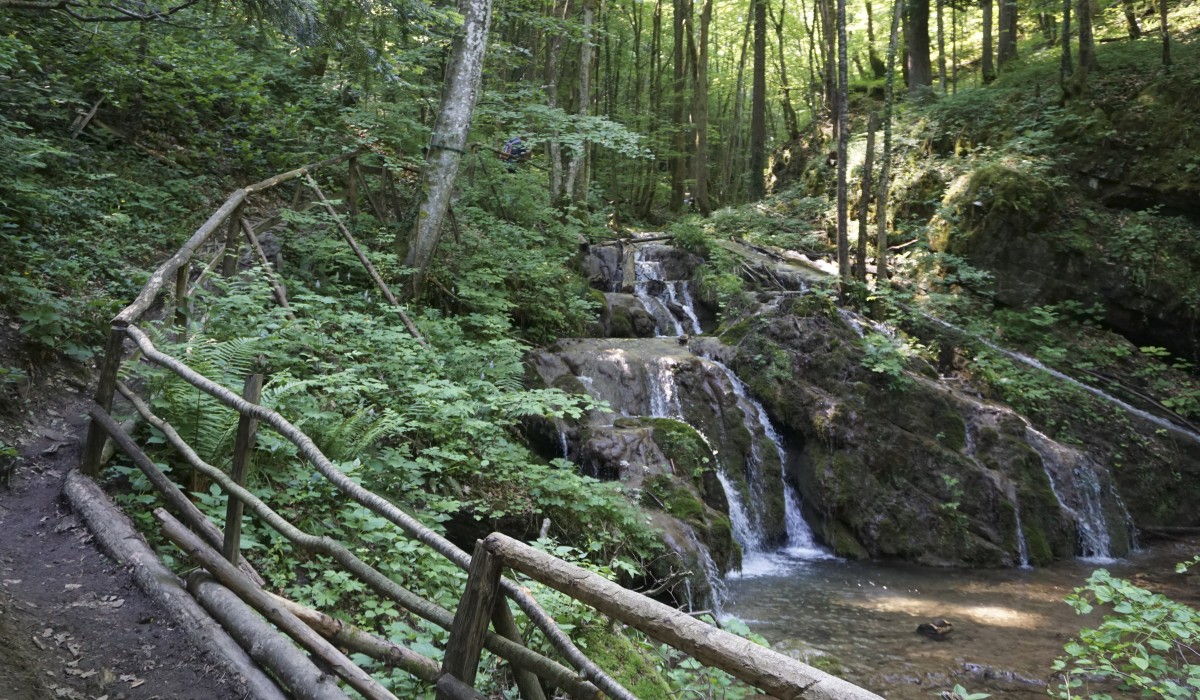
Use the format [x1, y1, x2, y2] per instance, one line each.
[221, 206, 244, 277]
[80, 323, 128, 476]
[437, 540, 504, 698]
[223, 373, 264, 563]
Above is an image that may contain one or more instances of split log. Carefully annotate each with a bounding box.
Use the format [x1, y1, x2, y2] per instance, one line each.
[156, 508, 399, 700]
[98, 416, 137, 466]
[188, 573, 350, 700]
[439, 540, 503, 695]
[115, 383, 596, 700]
[125, 322, 628, 699]
[484, 532, 884, 700]
[62, 470, 286, 700]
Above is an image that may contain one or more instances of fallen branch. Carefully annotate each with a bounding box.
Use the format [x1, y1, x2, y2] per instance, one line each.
[239, 217, 295, 320]
[189, 573, 350, 700]
[305, 175, 426, 346]
[62, 470, 285, 700]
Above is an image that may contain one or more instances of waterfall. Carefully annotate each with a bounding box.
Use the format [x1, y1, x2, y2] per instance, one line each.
[1009, 485, 1032, 569]
[704, 357, 829, 560]
[716, 471, 765, 555]
[631, 246, 702, 337]
[647, 357, 683, 418]
[1024, 425, 1131, 562]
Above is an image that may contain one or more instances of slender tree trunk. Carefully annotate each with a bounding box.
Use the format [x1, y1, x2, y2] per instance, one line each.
[997, 0, 1017, 68]
[820, 0, 836, 129]
[723, 3, 753, 202]
[1160, 0, 1171, 66]
[951, 0, 958, 92]
[565, 0, 595, 206]
[866, 0, 886, 76]
[670, 0, 689, 211]
[836, 0, 850, 284]
[1060, 0, 1072, 86]
[1077, 0, 1098, 80]
[770, 0, 800, 141]
[545, 0, 570, 202]
[693, 0, 714, 212]
[404, 0, 493, 296]
[1120, 0, 1141, 39]
[906, 0, 933, 96]
[936, 0, 946, 94]
[857, 113, 877, 283]
[749, 0, 767, 200]
[876, 0, 903, 281]
[981, 0, 995, 82]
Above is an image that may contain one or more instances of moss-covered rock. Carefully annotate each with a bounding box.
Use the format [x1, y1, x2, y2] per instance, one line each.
[579, 622, 673, 699]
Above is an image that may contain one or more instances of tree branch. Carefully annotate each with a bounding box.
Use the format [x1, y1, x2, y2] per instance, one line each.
[0, 0, 202, 22]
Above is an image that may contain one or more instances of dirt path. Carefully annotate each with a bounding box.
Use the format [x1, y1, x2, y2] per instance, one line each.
[0, 330, 244, 700]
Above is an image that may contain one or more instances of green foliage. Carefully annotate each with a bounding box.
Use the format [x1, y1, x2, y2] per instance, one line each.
[1051, 568, 1200, 700]
[860, 332, 917, 389]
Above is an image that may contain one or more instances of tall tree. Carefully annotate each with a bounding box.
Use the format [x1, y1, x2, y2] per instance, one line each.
[857, 113, 877, 282]
[769, 0, 800, 141]
[836, 0, 850, 283]
[565, 0, 596, 206]
[692, 0, 714, 212]
[906, 0, 933, 95]
[670, 0, 689, 210]
[748, 0, 767, 199]
[997, 0, 1017, 68]
[1120, 0, 1141, 39]
[877, 0, 903, 281]
[936, 0, 946, 94]
[404, 0, 493, 296]
[865, 0, 887, 76]
[1077, 0, 1098, 82]
[981, 0, 995, 82]
[1160, 0, 1172, 66]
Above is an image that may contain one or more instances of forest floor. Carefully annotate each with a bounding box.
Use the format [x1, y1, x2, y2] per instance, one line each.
[0, 317, 238, 700]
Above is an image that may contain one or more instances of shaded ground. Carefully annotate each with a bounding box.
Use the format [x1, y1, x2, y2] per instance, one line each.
[0, 322, 240, 700]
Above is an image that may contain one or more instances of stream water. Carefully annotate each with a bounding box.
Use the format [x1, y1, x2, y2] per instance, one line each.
[723, 539, 1199, 699]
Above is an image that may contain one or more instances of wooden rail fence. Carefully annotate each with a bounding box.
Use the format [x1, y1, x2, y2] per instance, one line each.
[79, 151, 884, 700]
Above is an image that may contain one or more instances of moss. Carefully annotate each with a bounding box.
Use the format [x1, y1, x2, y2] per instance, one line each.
[644, 475, 705, 521]
[1022, 519, 1054, 567]
[829, 521, 869, 559]
[579, 623, 672, 699]
[717, 317, 755, 344]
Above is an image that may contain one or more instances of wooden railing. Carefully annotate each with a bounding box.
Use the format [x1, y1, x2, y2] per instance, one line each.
[80, 152, 884, 700]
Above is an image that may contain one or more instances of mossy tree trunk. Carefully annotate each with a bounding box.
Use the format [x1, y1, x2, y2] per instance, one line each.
[906, 0, 932, 95]
[981, 0, 995, 82]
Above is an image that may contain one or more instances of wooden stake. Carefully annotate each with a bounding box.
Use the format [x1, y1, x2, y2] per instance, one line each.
[174, 262, 189, 332]
[239, 217, 295, 320]
[80, 324, 128, 477]
[221, 204, 244, 278]
[355, 164, 388, 222]
[439, 540, 504, 696]
[223, 374, 263, 564]
[347, 157, 359, 217]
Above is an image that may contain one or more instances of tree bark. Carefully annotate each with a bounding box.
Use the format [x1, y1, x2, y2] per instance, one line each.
[857, 113, 877, 282]
[404, 0, 493, 297]
[981, 0, 995, 82]
[836, 0, 850, 284]
[1160, 0, 1171, 67]
[692, 0, 714, 212]
[748, 0, 767, 199]
[1077, 0, 1098, 81]
[1120, 0, 1140, 39]
[565, 0, 595, 208]
[670, 0, 689, 211]
[865, 0, 886, 76]
[770, 0, 800, 141]
[936, 0, 946, 94]
[876, 0, 903, 281]
[997, 0, 1017, 68]
[906, 0, 933, 96]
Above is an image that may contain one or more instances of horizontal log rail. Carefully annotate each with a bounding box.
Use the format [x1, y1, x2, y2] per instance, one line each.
[80, 151, 884, 700]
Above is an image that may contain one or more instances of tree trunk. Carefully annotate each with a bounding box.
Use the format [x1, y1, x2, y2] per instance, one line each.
[1060, 0, 1072, 92]
[836, 0, 850, 284]
[565, 0, 595, 208]
[669, 0, 688, 211]
[404, 0, 494, 296]
[693, 0, 714, 212]
[866, 0, 887, 76]
[857, 113, 877, 283]
[770, 0, 800, 141]
[906, 0, 932, 96]
[749, 0, 767, 200]
[936, 0, 946, 94]
[981, 0, 995, 82]
[997, 0, 1017, 68]
[820, 0, 836, 128]
[1120, 0, 1140, 39]
[876, 0, 903, 281]
[544, 0, 568, 202]
[1077, 0, 1098, 82]
[1160, 0, 1171, 67]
